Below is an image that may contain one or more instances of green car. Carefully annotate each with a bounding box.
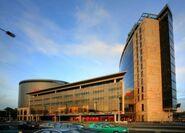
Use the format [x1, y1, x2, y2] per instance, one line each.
[88, 122, 128, 133]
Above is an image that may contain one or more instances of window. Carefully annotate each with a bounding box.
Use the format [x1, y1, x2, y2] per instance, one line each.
[140, 52, 143, 61]
[24, 110, 27, 115]
[138, 96, 140, 101]
[140, 40, 142, 48]
[142, 104, 144, 111]
[142, 94, 144, 100]
[139, 27, 142, 33]
[93, 90, 104, 94]
[141, 78, 143, 85]
[142, 86, 144, 92]
[137, 80, 139, 87]
[141, 71, 143, 77]
[142, 115, 144, 122]
[138, 88, 139, 94]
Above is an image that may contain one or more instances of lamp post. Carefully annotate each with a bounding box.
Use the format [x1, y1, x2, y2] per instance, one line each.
[0, 27, 16, 38]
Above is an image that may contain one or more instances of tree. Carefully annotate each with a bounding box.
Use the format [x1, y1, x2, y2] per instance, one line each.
[4, 107, 17, 120]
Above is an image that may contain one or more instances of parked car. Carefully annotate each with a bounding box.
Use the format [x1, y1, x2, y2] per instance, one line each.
[54, 122, 84, 129]
[0, 124, 21, 133]
[33, 128, 79, 133]
[75, 128, 102, 133]
[39, 122, 55, 128]
[88, 122, 128, 133]
[18, 121, 39, 129]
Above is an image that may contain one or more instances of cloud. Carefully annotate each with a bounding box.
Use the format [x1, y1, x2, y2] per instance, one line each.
[63, 39, 123, 62]
[18, 11, 66, 56]
[75, 1, 109, 29]
[18, 0, 123, 64]
[74, 0, 119, 42]
[22, 25, 61, 56]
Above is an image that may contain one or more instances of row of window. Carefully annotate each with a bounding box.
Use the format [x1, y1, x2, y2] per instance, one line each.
[93, 90, 104, 94]
[18, 110, 27, 115]
[31, 94, 120, 106]
[75, 92, 89, 96]
[135, 27, 145, 103]
[32, 88, 119, 101]
[138, 93, 144, 101]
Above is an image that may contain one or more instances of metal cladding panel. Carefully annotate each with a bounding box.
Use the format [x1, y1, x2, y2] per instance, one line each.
[18, 80, 66, 108]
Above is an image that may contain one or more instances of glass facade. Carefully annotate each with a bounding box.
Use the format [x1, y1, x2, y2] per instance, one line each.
[29, 81, 123, 114]
[24, 73, 125, 121]
[119, 40, 134, 113]
[159, 8, 177, 109]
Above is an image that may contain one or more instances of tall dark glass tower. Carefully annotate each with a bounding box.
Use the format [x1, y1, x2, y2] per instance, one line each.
[158, 6, 177, 110]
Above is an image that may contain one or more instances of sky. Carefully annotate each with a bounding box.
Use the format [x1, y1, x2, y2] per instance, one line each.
[0, 0, 185, 110]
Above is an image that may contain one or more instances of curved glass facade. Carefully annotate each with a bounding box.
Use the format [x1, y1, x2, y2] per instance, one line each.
[119, 40, 134, 113]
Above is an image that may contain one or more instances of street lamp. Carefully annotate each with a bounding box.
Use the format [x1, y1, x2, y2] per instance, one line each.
[0, 27, 16, 38]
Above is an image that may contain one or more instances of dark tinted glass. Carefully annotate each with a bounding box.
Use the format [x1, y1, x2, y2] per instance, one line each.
[159, 11, 177, 109]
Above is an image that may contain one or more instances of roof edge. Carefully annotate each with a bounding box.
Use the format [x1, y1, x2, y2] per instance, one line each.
[19, 79, 68, 85]
[27, 72, 126, 95]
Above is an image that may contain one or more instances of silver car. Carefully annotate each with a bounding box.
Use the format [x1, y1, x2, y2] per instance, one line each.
[34, 128, 80, 133]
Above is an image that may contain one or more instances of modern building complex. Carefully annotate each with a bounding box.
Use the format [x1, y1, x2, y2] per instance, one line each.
[18, 73, 125, 122]
[17, 5, 176, 122]
[18, 79, 67, 121]
[120, 5, 176, 121]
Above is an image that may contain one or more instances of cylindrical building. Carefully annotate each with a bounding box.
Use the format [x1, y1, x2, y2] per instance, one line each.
[18, 79, 67, 108]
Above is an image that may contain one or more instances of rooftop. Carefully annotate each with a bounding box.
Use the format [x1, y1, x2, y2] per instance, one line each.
[120, 5, 171, 67]
[27, 72, 125, 95]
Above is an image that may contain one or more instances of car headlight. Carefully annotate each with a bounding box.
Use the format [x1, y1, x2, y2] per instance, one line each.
[122, 129, 127, 132]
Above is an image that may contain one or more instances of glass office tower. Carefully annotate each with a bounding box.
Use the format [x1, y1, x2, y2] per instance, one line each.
[120, 5, 176, 121]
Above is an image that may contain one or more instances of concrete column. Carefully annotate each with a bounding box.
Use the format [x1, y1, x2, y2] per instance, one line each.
[79, 114, 82, 122]
[114, 113, 117, 122]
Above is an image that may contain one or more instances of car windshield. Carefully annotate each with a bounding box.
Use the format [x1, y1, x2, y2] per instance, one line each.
[102, 124, 116, 128]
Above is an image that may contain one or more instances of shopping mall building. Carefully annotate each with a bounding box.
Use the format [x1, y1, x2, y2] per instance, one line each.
[17, 5, 177, 122]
